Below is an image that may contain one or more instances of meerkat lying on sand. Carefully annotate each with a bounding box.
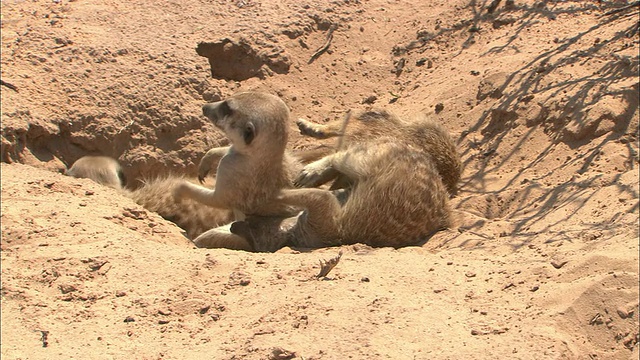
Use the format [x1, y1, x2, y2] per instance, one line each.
[198, 105, 459, 251]
[295, 109, 462, 195]
[231, 137, 453, 252]
[65, 155, 233, 240]
[65, 156, 126, 190]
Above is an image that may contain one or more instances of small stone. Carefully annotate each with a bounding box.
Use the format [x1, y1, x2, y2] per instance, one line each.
[360, 277, 370, 282]
[465, 271, 476, 278]
[124, 316, 135, 323]
[228, 271, 251, 286]
[269, 347, 296, 360]
[502, 282, 515, 290]
[59, 284, 77, 294]
[115, 291, 126, 297]
[617, 303, 637, 319]
[530, 285, 540, 292]
[362, 95, 377, 104]
[435, 103, 445, 114]
[158, 308, 171, 316]
[551, 259, 568, 269]
[158, 319, 170, 325]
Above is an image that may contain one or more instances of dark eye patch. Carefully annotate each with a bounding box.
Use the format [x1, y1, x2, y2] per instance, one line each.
[243, 122, 256, 145]
[219, 100, 233, 117]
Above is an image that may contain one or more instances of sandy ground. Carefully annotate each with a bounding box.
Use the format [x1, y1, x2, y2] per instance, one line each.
[1, 0, 639, 359]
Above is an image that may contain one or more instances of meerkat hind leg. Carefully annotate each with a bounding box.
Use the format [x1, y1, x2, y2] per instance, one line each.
[296, 146, 374, 188]
[296, 118, 344, 139]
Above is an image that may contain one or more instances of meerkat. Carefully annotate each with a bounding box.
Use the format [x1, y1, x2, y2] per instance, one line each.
[174, 92, 302, 215]
[63, 92, 322, 251]
[296, 109, 462, 195]
[188, 104, 461, 252]
[65, 156, 126, 190]
[230, 138, 452, 252]
[172, 91, 311, 249]
[65, 92, 300, 252]
[65, 156, 233, 243]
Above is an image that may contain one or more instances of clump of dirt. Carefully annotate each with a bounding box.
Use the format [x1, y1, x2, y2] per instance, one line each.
[196, 38, 291, 81]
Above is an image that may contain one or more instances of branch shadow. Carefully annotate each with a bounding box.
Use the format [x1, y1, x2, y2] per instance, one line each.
[417, 1, 640, 250]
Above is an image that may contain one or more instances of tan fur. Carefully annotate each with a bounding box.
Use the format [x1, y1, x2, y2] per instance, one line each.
[65, 97, 460, 253]
[173, 92, 307, 249]
[65, 156, 125, 190]
[64, 92, 302, 251]
[296, 109, 462, 195]
[127, 177, 233, 241]
[233, 139, 452, 252]
[197, 102, 459, 252]
[197, 144, 334, 183]
[65, 156, 234, 244]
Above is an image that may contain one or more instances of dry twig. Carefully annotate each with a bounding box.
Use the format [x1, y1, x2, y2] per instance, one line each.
[1, 80, 18, 92]
[308, 25, 337, 64]
[316, 251, 343, 279]
[336, 110, 352, 151]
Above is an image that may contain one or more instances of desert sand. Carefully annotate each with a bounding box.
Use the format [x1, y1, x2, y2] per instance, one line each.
[1, 0, 638, 359]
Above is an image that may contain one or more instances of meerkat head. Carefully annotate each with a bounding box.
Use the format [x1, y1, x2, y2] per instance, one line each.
[202, 92, 289, 154]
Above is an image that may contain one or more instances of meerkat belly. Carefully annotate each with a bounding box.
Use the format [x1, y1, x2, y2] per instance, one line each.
[339, 147, 451, 247]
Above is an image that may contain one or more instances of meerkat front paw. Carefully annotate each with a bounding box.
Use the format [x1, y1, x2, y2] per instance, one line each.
[198, 146, 229, 183]
[295, 161, 338, 188]
[197, 162, 211, 184]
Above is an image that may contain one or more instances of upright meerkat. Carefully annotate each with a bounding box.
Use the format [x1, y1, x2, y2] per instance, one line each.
[64, 92, 321, 250]
[296, 109, 462, 195]
[172, 92, 307, 249]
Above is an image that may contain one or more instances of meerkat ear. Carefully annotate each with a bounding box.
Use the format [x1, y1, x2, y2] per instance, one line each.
[218, 100, 233, 117]
[243, 121, 256, 145]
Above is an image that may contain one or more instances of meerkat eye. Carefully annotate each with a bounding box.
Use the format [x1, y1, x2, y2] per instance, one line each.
[243, 122, 256, 145]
